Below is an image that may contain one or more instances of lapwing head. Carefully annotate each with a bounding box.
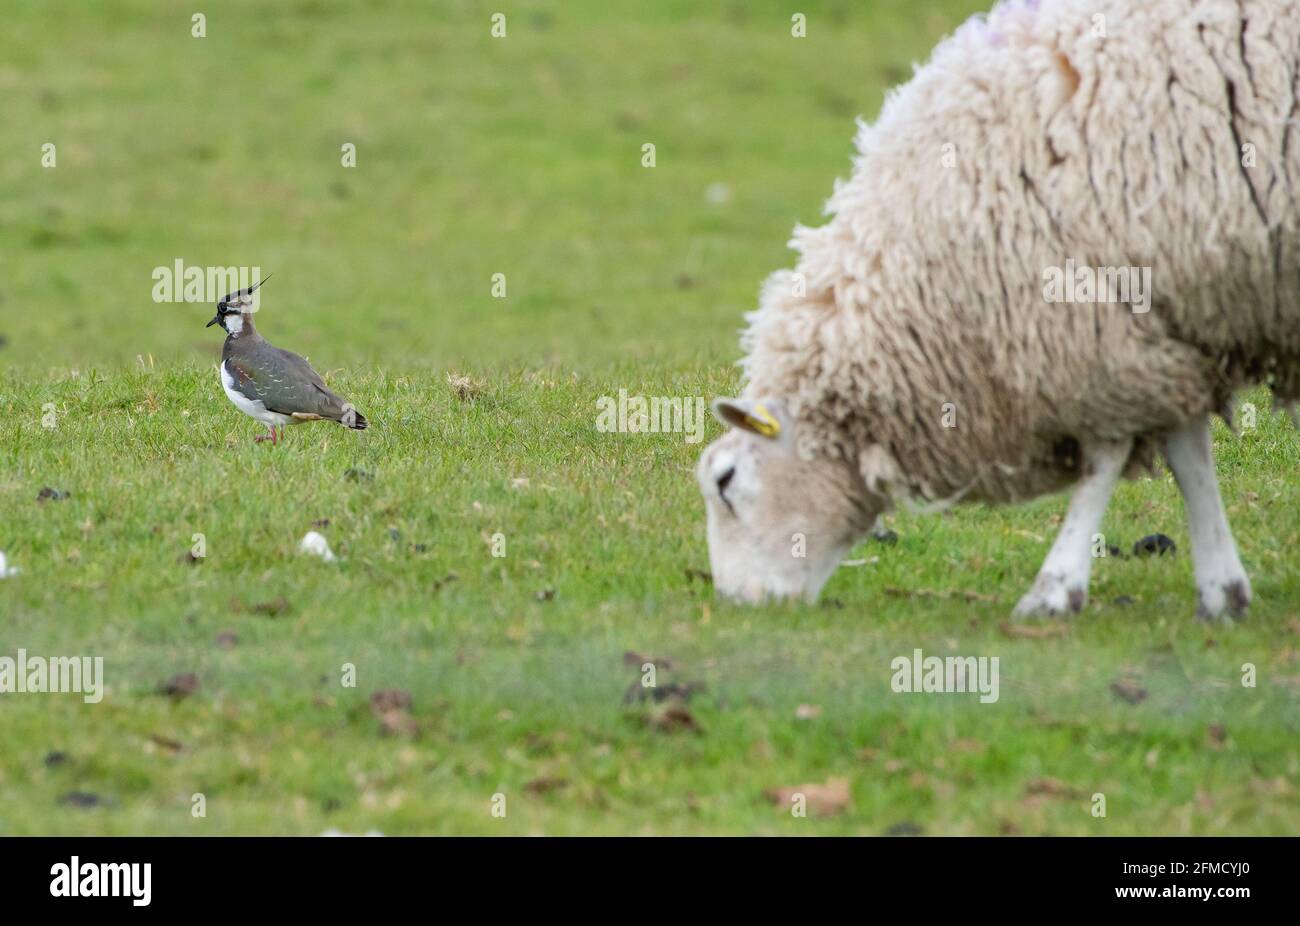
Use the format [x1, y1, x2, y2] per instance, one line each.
[207, 275, 271, 335]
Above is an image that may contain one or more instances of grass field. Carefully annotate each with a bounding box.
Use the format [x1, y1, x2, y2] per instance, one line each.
[1, 1, 1297, 835]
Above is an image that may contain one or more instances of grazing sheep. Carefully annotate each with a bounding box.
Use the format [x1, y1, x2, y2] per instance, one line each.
[698, 0, 1299, 619]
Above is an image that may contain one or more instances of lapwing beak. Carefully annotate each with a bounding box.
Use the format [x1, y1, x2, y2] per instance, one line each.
[206, 315, 220, 328]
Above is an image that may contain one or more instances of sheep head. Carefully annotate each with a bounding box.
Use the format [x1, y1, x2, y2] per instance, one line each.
[698, 396, 881, 603]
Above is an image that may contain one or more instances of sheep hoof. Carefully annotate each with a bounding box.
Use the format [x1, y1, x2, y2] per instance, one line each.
[1012, 577, 1086, 619]
[1195, 578, 1251, 623]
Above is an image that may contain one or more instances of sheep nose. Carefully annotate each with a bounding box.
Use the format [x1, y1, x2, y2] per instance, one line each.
[716, 465, 736, 493]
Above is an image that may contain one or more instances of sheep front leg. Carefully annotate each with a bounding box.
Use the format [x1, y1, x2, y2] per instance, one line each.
[1161, 415, 1250, 621]
[1013, 438, 1133, 619]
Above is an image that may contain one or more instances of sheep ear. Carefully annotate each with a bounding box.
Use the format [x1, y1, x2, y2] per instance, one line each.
[712, 397, 782, 439]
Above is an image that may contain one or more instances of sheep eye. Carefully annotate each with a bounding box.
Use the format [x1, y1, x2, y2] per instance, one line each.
[716, 466, 736, 494]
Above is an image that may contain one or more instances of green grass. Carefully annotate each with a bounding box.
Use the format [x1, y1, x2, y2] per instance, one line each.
[1, 0, 1298, 835]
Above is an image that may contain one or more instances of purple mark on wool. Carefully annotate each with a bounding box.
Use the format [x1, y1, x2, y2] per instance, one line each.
[985, 0, 1043, 43]
[955, 14, 992, 42]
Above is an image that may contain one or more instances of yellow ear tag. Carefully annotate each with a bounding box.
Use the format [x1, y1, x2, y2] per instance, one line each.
[743, 404, 781, 438]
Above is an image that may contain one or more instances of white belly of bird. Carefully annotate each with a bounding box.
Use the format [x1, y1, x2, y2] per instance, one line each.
[221, 362, 294, 427]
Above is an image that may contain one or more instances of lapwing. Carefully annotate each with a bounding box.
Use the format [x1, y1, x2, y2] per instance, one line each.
[206, 278, 368, 444]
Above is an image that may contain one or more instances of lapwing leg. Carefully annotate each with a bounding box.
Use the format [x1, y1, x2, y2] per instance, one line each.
[254, 426, 276, 444]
